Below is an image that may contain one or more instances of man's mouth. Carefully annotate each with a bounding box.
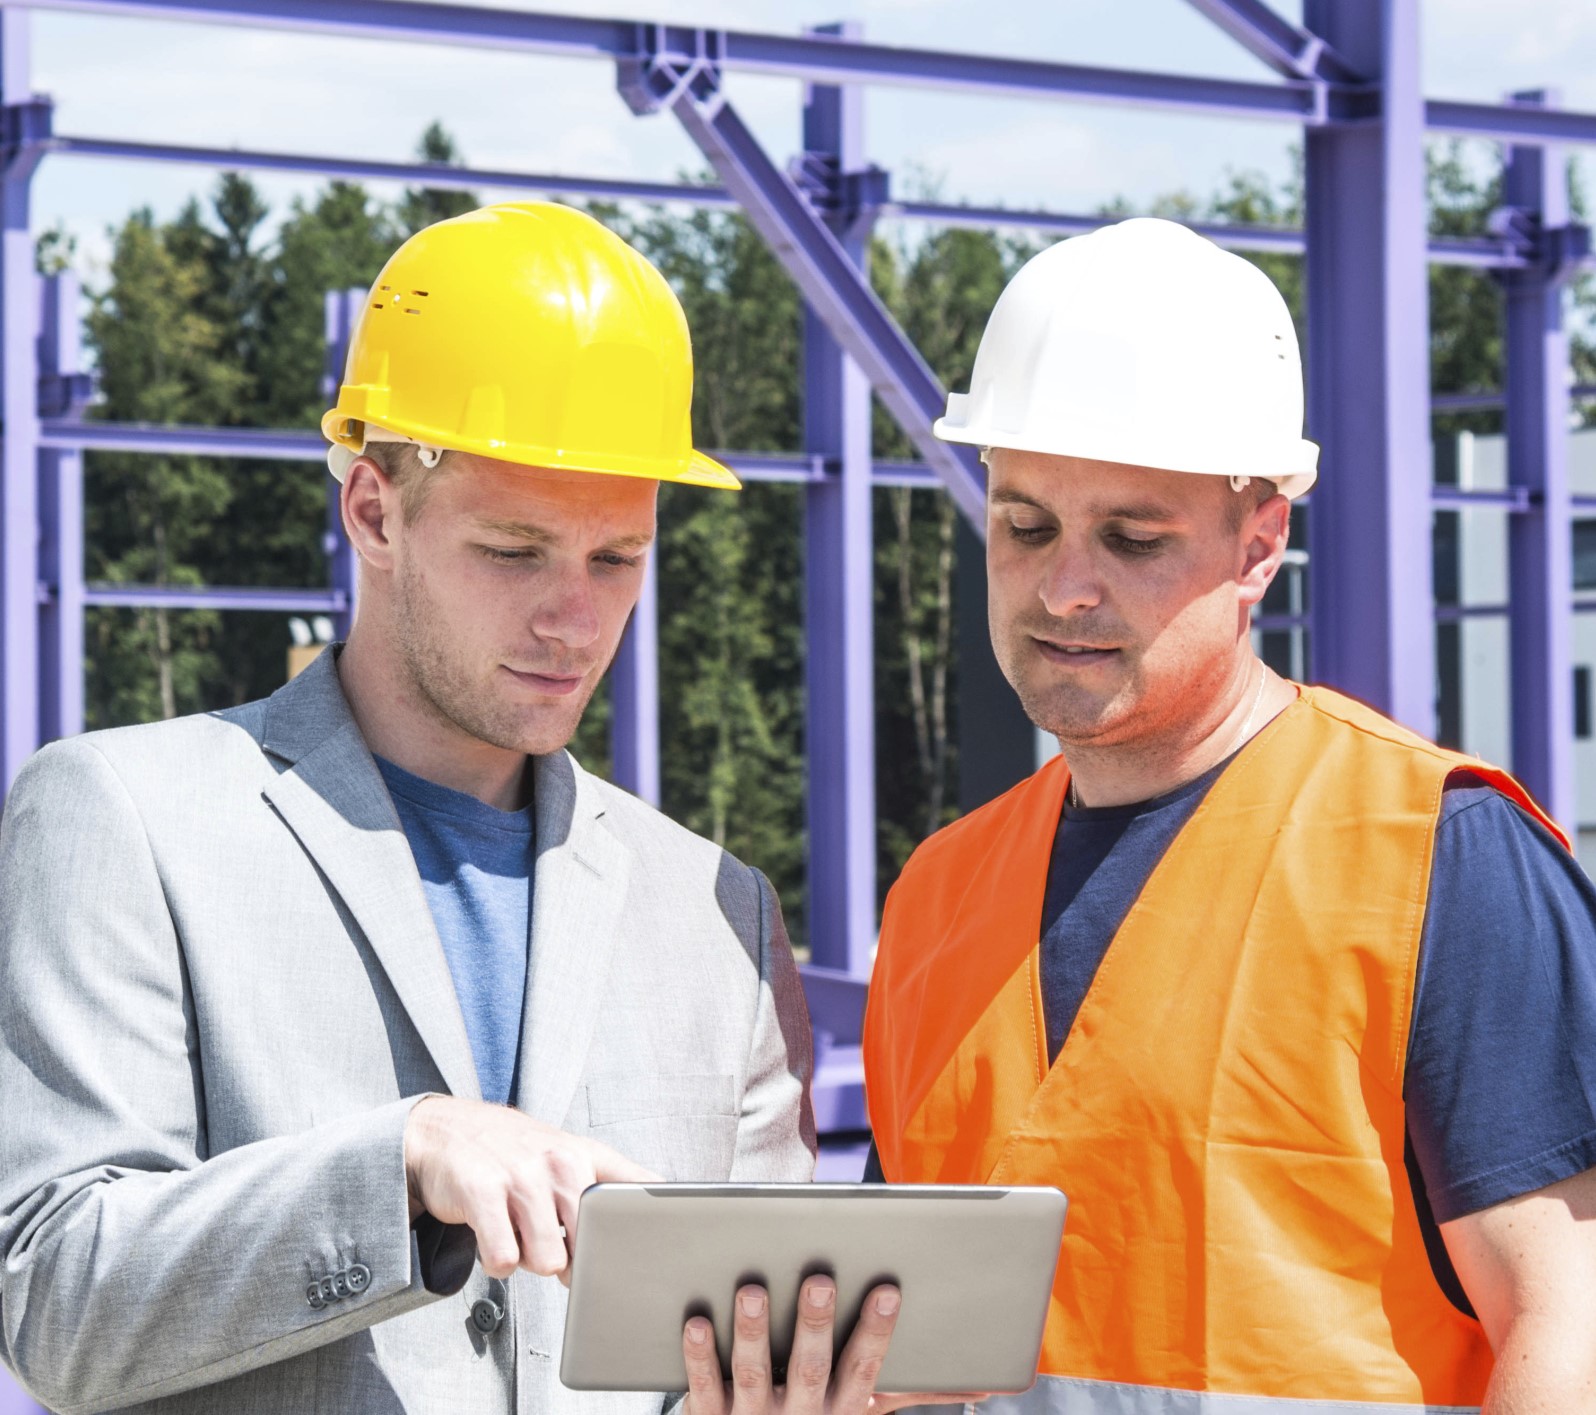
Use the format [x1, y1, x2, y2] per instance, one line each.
[501, 665, 587, 697]
[1034, 639, 1120, 665]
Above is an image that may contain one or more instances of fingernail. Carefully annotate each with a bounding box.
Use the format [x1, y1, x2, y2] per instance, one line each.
[806, 1284, 834, 1309]
[739, 1290, 766, 1317]
[687, 1323, 709, 1345]
[875, 1290, 900, 1316]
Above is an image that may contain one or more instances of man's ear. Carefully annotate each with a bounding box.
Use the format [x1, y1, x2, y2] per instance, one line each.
[1237, 493, 1290, 611]
[342, 456, 401, 572]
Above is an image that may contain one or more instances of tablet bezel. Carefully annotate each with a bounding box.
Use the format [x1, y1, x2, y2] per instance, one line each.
[559, 1181, 1068, 1395]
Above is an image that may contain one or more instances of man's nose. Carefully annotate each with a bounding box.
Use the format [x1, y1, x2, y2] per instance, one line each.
[531, 563, 602, 649]
[1039, 549, 1103, 618]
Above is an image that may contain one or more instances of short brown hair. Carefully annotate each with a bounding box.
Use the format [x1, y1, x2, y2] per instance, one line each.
[359, 441, 455, 523]
[1227, 476, 1280, 532]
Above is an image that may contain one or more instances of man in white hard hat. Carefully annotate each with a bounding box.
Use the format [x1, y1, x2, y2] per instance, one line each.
[862, 217, 1596, 1411]
[0, 204, 902, 1414]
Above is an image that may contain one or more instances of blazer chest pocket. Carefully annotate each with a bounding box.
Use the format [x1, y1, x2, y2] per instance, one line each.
[583, 1073, 739, 1180]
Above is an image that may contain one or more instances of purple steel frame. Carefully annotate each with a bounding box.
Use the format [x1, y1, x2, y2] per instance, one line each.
[1303, 0, 1436, 735]
[3, 0, 1596, 1405]
[0, 0, 1593, 1018]
[1501, 90, 1582, 835]
[799, 20, 877, 993]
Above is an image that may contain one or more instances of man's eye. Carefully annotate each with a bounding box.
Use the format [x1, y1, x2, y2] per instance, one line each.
[481, 546, 532, 563]
[1107, 533, 1163, 555]
[596, 553, 641, 570]
[1008, 523, 1053, 544]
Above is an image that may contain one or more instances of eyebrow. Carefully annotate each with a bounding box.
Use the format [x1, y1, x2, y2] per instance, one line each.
[988, 488, 1180, 524]
[473, 517, 654, 553]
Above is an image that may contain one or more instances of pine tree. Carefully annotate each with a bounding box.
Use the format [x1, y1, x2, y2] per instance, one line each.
[396, 121, 480, 237]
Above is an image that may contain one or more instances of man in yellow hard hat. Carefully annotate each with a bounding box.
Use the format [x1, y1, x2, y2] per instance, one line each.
[0, 204, 898, 1415]
[863, 217, 1596, 1411]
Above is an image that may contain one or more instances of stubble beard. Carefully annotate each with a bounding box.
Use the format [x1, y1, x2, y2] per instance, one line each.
[394, 558, 597, 757]
[996, 619, 1142, 747]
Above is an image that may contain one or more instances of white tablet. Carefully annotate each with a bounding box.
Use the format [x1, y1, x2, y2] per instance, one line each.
[559, 1182, 1068, 1395]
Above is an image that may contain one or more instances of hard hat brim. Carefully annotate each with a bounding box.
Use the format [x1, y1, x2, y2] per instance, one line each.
[321, 410, 742, 491]
[935, 414, 1319, 502]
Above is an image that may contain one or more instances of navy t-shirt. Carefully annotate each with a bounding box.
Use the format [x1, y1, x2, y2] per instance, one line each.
[866, 753, 1596, 1313]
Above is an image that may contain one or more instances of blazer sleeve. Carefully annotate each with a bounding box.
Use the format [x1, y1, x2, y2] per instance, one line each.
[725, 866, 817, 1184]
[0, 739, 447, 1415]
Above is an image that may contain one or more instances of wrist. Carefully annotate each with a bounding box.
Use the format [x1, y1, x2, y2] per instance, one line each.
[404, 1094, 445, 1225]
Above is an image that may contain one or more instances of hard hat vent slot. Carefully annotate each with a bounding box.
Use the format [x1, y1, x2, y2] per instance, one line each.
[371, 302, 384, 311]
[412, 290, 430, 297]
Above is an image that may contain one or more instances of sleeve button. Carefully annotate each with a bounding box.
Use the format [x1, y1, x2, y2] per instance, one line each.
[306, 1283, 327, 1309]
[348, 1263, 371, 1293]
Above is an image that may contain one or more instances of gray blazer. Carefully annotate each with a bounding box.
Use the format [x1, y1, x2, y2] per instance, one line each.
[0, 650, 815, 1414]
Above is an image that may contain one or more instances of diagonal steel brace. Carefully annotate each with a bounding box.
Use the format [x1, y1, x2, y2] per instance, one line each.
[618, 30, 987, 531]
[1181, 0, 1361, 84]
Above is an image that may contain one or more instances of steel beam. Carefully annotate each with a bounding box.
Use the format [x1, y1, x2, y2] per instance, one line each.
[21, 0, 1596, 145]
[800, 20, 876, 982]
[1501, 90, 1577, 831]
[1181, 0, 1360, 83]
[1303, 0, 1435, 733]
[623, 51, 986, 530]
[609, 536, 660, 806]
[53, 134, 740, 210]
[38, 271, 84, 741]
[34, 423, 943, 491]
[1427, 99, 1596, 148]
[1434, 384, 1596, 413]
[322, 289, 361, 639]
[0, 11, 42, 792]
[40, 420, 328, 461]
[1431, 486, 1532, 512]
[46, 135, 1551, 272]
[24, 0, 1323, 122]
[80, 584, 348, 613]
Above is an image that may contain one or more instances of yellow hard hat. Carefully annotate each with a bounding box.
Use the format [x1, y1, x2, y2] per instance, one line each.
[320, 202, 738, 490]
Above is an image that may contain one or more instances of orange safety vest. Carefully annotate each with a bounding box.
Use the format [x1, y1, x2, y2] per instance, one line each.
[864, 686, 1567, 1414]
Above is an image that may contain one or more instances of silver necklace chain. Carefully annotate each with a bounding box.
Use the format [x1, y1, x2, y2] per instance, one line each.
[1066, 665, 1270, 811]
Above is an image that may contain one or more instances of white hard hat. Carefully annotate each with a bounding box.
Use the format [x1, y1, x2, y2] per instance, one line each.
[934, 217, 1319, 500]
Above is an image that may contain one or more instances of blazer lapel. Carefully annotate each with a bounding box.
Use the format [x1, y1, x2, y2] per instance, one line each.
[257, 652, 481, 1103]
[514, 751, 629, 1128]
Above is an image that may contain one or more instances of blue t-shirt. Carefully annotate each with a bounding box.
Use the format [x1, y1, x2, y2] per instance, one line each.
[375, 756, 534, 1106]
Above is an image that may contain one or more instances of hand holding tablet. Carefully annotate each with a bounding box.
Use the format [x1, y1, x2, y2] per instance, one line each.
[679, 1273, 987, 1415]
[561, 1183, 1068, 1400]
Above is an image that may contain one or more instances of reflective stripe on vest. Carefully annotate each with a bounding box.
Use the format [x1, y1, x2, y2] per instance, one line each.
[865, 686, 1567, 1408]
[975, 1374, 1479, 1414]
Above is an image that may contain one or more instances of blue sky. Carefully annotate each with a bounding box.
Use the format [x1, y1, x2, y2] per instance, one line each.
[30, 0, 1596, 280]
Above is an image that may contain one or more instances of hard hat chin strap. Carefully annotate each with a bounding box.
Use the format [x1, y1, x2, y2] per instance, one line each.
[1229, 475, 1252, 493]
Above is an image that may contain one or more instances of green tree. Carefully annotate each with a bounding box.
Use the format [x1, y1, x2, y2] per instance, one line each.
[870, 226, 1034, 880]
[607, 203, 810, 938]
[84, 208, 245, 723]
[396, 121, 480, 236]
